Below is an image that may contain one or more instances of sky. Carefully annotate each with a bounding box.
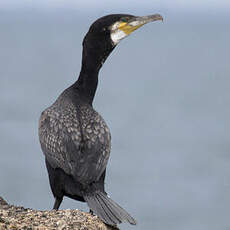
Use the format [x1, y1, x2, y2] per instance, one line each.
[1, 1, 230, 230]
[1, 0, 230, 11]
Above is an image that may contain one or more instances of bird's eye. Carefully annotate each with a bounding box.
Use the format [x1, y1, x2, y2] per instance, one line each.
[121, 17, 129, 22]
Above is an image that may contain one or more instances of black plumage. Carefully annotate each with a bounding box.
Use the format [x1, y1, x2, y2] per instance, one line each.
[39, 13, 163, 226]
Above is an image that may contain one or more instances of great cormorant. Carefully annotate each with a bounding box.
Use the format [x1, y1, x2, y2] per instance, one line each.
[39, 13, 163, 226]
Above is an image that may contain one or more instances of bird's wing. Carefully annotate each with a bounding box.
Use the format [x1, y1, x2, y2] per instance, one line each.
[39, 105, 111, 184]
[39, 107, 81, 176]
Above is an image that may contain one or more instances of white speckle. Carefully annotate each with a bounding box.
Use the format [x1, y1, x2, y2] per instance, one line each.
[111, 29, 127, 45]
[111, 21, 120, 30]
[110, 21, 128, 44]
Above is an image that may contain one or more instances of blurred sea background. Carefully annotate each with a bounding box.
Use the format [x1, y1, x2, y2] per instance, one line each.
[0, 1, 230, 229]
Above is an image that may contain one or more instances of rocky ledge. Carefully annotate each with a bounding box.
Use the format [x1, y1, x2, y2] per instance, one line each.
[0, 197, 118, 230]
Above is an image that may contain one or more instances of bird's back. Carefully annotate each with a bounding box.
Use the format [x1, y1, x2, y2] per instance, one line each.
[39, 86, 111, 185]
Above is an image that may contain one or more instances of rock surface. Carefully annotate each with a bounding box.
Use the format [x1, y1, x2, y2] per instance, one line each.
[0, 197, 119, 230]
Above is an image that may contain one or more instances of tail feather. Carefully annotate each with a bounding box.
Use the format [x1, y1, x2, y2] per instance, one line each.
[98, 192, 132, 223]
[95, 194, 122, 224]
[87, 195, 112, 224]
[84, 191, 137, 226]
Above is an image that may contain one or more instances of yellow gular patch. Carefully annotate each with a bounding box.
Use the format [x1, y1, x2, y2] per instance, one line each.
[118, 22, 143, 35]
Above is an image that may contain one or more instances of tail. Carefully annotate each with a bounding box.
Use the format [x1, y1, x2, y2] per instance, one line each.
[84, 191, 137, 226]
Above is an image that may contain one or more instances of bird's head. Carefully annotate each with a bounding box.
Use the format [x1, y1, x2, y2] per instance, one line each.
[81, 14, 163, 70]
[84, 13, 163, 46]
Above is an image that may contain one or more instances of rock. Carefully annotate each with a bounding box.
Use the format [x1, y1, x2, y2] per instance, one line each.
[0, 197, 8, 206]
[0, 197, 119, 230]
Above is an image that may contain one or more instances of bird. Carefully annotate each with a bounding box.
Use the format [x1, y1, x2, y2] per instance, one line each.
[39, 13, 163, 226]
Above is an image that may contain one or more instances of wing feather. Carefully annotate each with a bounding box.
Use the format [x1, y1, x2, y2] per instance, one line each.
[39, 102, 111, 184]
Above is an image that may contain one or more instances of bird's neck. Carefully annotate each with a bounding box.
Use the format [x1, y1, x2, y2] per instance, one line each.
[74, 41, 114, 104]
[76, 68, 99, 105]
